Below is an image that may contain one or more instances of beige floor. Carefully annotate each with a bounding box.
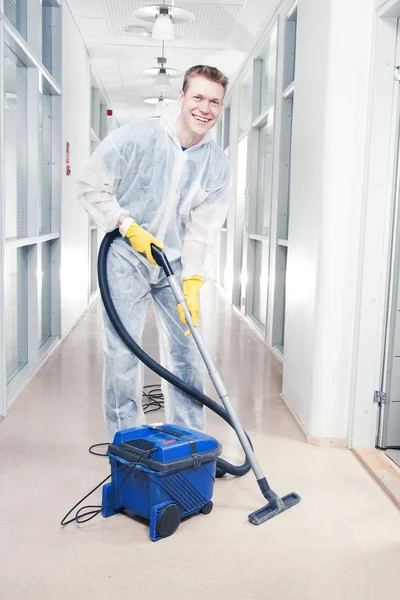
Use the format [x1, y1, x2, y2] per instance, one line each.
[1, 283, 400, 600]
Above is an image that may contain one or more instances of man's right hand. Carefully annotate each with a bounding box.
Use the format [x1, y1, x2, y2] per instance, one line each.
[125, 221, 164, 265]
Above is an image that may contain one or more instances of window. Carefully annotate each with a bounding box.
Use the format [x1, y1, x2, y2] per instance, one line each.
[251, 242, 269, 326]
[4, 0, 27, 40]
[4, 45, 28, 240]
[242, 26, 278, 334]
[216, 117, 223, 148]
[222, 105, 230, 150]
[0, 2, 62, 416]
[259, 26, 278, 115]
[271, 5, 298, 355]
[5, 248, 28, 384]
[39, 91, 53, 234]
[283, 5, 297, 91]
[255, 114, 274, 237]
[238, 68, 253, 138]
[88, 77, 109, 299]
[38, 242, 52, 348]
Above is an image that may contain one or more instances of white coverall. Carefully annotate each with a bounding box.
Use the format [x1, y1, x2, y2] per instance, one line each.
[77, 105, 230, 438]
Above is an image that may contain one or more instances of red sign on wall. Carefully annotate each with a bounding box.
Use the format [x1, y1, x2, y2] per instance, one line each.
[66, 142, 71, 176]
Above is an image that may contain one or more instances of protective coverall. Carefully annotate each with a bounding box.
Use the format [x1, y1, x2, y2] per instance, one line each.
[77, 104, 230, 438]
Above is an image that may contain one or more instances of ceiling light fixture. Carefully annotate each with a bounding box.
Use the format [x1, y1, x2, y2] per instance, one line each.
[155, 66, 170, 91]
[124, 25, 151, 38]
[143, 42, 182, 91]
[141, 56, 183, 79]
[133, 3, 195, 41]
[142, 42, 183, 91]
[143, 95, 175, 105]
[152, 8, 174, 40]
[153, 93, 168, 117]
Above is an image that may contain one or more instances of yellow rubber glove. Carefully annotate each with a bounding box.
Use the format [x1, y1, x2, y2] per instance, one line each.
[177, 276, 204, 336]
[125, 221, 164, 265]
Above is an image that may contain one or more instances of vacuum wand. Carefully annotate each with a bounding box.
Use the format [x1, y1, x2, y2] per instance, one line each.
[151, 244, 301, 525]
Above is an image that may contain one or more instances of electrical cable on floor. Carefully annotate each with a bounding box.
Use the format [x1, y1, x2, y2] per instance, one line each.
[88, 385, 164, 458]
[142, 384, 164, 414]
[60, 451, 149, 526]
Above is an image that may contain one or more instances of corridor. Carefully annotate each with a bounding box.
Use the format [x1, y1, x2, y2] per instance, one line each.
[0, 284, 399, 600]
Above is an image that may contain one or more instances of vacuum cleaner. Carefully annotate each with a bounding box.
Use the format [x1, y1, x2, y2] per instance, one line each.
[96, 230, 301, 540]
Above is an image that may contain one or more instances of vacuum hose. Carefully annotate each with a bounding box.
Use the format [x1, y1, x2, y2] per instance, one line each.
[97, 230, 251, 477]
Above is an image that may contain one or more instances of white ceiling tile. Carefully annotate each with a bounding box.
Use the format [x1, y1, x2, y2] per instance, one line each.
[247, 0, 278, 5]
[66, 0, 107, 18]
[92, 57, 120, 71]
[211, 49, 247, 77]
[107, 94, 128, 102]
[227, 25, 262, 44]
[99, 72, 124, 84]
[236, 5, 271, 27]
[86, 43, 117, 59]
[176, 0, 245, 5]
[78, 18, 112, 36]
[114, 105, 151, 125]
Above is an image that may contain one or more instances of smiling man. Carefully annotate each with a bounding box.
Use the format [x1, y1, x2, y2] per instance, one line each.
[77, 65, 231, 439]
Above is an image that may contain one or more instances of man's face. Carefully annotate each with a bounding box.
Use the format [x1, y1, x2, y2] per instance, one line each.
[178, 75, 224, 137]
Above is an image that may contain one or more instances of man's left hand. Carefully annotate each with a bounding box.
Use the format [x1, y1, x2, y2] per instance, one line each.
[177, 276, 204, 336]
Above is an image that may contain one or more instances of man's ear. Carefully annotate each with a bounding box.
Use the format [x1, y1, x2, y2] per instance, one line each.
[178, 90, 184, 106]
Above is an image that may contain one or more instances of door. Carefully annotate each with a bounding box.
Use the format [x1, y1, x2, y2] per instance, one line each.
[378, 21, 400, 448]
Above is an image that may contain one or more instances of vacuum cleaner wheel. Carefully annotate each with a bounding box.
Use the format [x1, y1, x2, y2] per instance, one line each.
[201, 501, 213, 515]
[156, 503, 182, 538]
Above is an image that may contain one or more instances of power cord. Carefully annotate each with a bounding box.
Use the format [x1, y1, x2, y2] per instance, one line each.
[88, 384, 164, 458]
[89, 443, 109, 457]
[60, 451, 149, 527]
[62, 385, 165, 526]
[142, 384, 164, 414]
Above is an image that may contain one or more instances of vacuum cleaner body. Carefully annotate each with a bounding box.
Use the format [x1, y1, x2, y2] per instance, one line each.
[102, 424, 221, 541]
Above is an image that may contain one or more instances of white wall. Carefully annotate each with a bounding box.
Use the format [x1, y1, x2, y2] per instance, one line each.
[60, 2, 91, 336]
[282, 0, 376, 439]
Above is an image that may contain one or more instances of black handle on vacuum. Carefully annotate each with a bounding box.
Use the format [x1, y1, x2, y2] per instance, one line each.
[150, 243, 174, 277]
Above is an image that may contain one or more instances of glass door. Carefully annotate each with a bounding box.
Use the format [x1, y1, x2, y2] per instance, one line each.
[378, 19, 400, 448]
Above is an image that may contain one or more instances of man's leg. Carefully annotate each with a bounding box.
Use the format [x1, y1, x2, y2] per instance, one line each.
[151, 263, 206, 431]
[102, 241, 151, 439]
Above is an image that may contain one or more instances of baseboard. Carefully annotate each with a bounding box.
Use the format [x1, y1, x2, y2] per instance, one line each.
[352, 447, 400, 510]
[279, 393, 348, 448]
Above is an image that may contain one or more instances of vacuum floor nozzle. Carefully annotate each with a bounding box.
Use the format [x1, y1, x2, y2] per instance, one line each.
[248, 492, 301, 525]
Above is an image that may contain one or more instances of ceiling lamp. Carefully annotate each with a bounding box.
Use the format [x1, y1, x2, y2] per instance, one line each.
[141, 57, 183, 80]
[124, 25, 151, 38]
[155, 66, 170, 91]
[143, 95, 175, 105]
[133, 4, 195, 41]
[154, 94, 168, 117]
[152, 8, 174, 40]
[142, 43, 183, 92]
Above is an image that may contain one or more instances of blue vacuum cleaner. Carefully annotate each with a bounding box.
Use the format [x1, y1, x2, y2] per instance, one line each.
[102, 424, 221, 540]
[90, 232, 300, 540]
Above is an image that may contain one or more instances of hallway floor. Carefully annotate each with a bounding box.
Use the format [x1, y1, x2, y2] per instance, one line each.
[1, 283, 399, 600]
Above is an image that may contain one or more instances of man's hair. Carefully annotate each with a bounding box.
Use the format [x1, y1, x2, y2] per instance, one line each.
[182, 65, 229, 96]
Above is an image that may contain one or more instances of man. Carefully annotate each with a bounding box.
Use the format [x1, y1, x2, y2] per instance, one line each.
[77, 65, 230, 439]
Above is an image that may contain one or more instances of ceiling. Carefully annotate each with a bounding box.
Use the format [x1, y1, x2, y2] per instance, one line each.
[66, 0, 278, 125]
